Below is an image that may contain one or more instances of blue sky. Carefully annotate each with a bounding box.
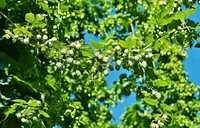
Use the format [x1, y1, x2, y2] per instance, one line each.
[83, 4, 200, 124]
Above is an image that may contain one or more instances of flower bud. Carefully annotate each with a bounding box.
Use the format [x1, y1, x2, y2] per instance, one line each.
[103, 69, 109, 76]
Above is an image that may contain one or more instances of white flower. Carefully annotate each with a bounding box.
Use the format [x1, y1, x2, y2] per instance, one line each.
[158, 120, 164, 127]
[42, 28, 47, 32]
[172, 29, 176, 32]
[150, 123, 159, 128]
[185, 35, 188, 38]
[103, 69, 109, 76]
[144, 111, 148, 116]
[103, 57, 109, 62]
[155, 92, 161, 99]
[87, 60, 92, 64]
[14, 35, 19, 38]
[23, 38, 29, 44]
[37, 34, 42, 39]
[70, 42, 76, 47]
[158, 31, 163, 35]
[159, 1, 166, 5]
[124, 49, 129, 53]
[94, 51, 100, 57]
[33, 116, 37, 121]
[122, 53, 126, 57]
[178, 26, 182, 30]
[61, 49, 67, 54]
[76, 61, 80, 65]
[141, 90, 147, 95]
[169, 11, 173, 15]
[116, 60, 122, 65]
[21, 118, 28, 123]
[16, 112, 21, 118]
[132, 49, 140, 52]
[106, 50, 111, 55]
[75, 43, 81, 49]
[76, 70, 81, 76]
[51, 37, 57, 42]
[134, 55, 141, 60]
[173, 3, 177, 7]
[36, 101, 41, 104]
[56, 62, 63, 68]
[152, 90, 157, 95]
[67, 57, 73, 63]
[68, 50, 74, 55]
[114, 46, 121, 51]
[53, 25, 57, 29]
[162, 114, 168, 119]
[140, 61, 147, 68]
[97, 54, 103, 59]
[146, 53, 153, 58]
[43, 35, 48, 40]
[128, 61, 133, 66]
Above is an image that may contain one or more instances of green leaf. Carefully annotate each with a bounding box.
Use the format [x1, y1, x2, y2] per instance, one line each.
[71, 101, 81, 108]
[82, 48, 94, 58]
[11, 75, 37, 92]
[171, 7, 197, 20]
[82, 111, 88, 116]
[3, 104, 18, 120]
[196, 25, 200, 29]
[25, 13, 35, 23]
[0, 0, 6, 9]
[33, 21, 46, 28]
[145, 34, 154, 46]
[154, 79, 168, 86]
[38, 109, 50, 118]
[162, 103, 173, 112]
[108, 64, 114, 71]
[153, 41, 161, 52]
[118, 40, 126, 48]
[118, 36, 136, 50]
[28, 100, 40, 107]
[161, 8, 197, 26]
[144, 98, 159, 106]
[12, 99, 27, 104]
[39, 2, 53, 13]
[35, 14, 44, 22]
[45, 75, 56, 90]
[90, 39, 102, 49]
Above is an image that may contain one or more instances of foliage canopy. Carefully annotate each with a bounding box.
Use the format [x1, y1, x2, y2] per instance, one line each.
[0, 0, 200, 128]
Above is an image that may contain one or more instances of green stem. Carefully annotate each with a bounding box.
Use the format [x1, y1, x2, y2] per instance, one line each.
[0, 11, 14, 25]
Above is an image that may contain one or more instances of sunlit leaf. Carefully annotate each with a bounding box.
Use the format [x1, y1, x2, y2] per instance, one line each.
[118, 36, 136, 50]
[154, 79, 168, 86]
[144, 98, 159, 106]
[11, 75, 37, 92]
[12, 99, 27, 104]
[90, 39, 103, 49]
[39, 2, 52, 13]
[33, 21, 46, 28]
[162, 103, 173, 112]
[82, 48, 94, 58]
[25, 13, 35, 23]
[161, 8, 197, 26]
[38, 109, 50, 118]
[45, 75, 56, 90]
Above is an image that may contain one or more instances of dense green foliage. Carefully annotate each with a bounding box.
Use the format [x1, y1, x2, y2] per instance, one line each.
[0, 0, 200, 127]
